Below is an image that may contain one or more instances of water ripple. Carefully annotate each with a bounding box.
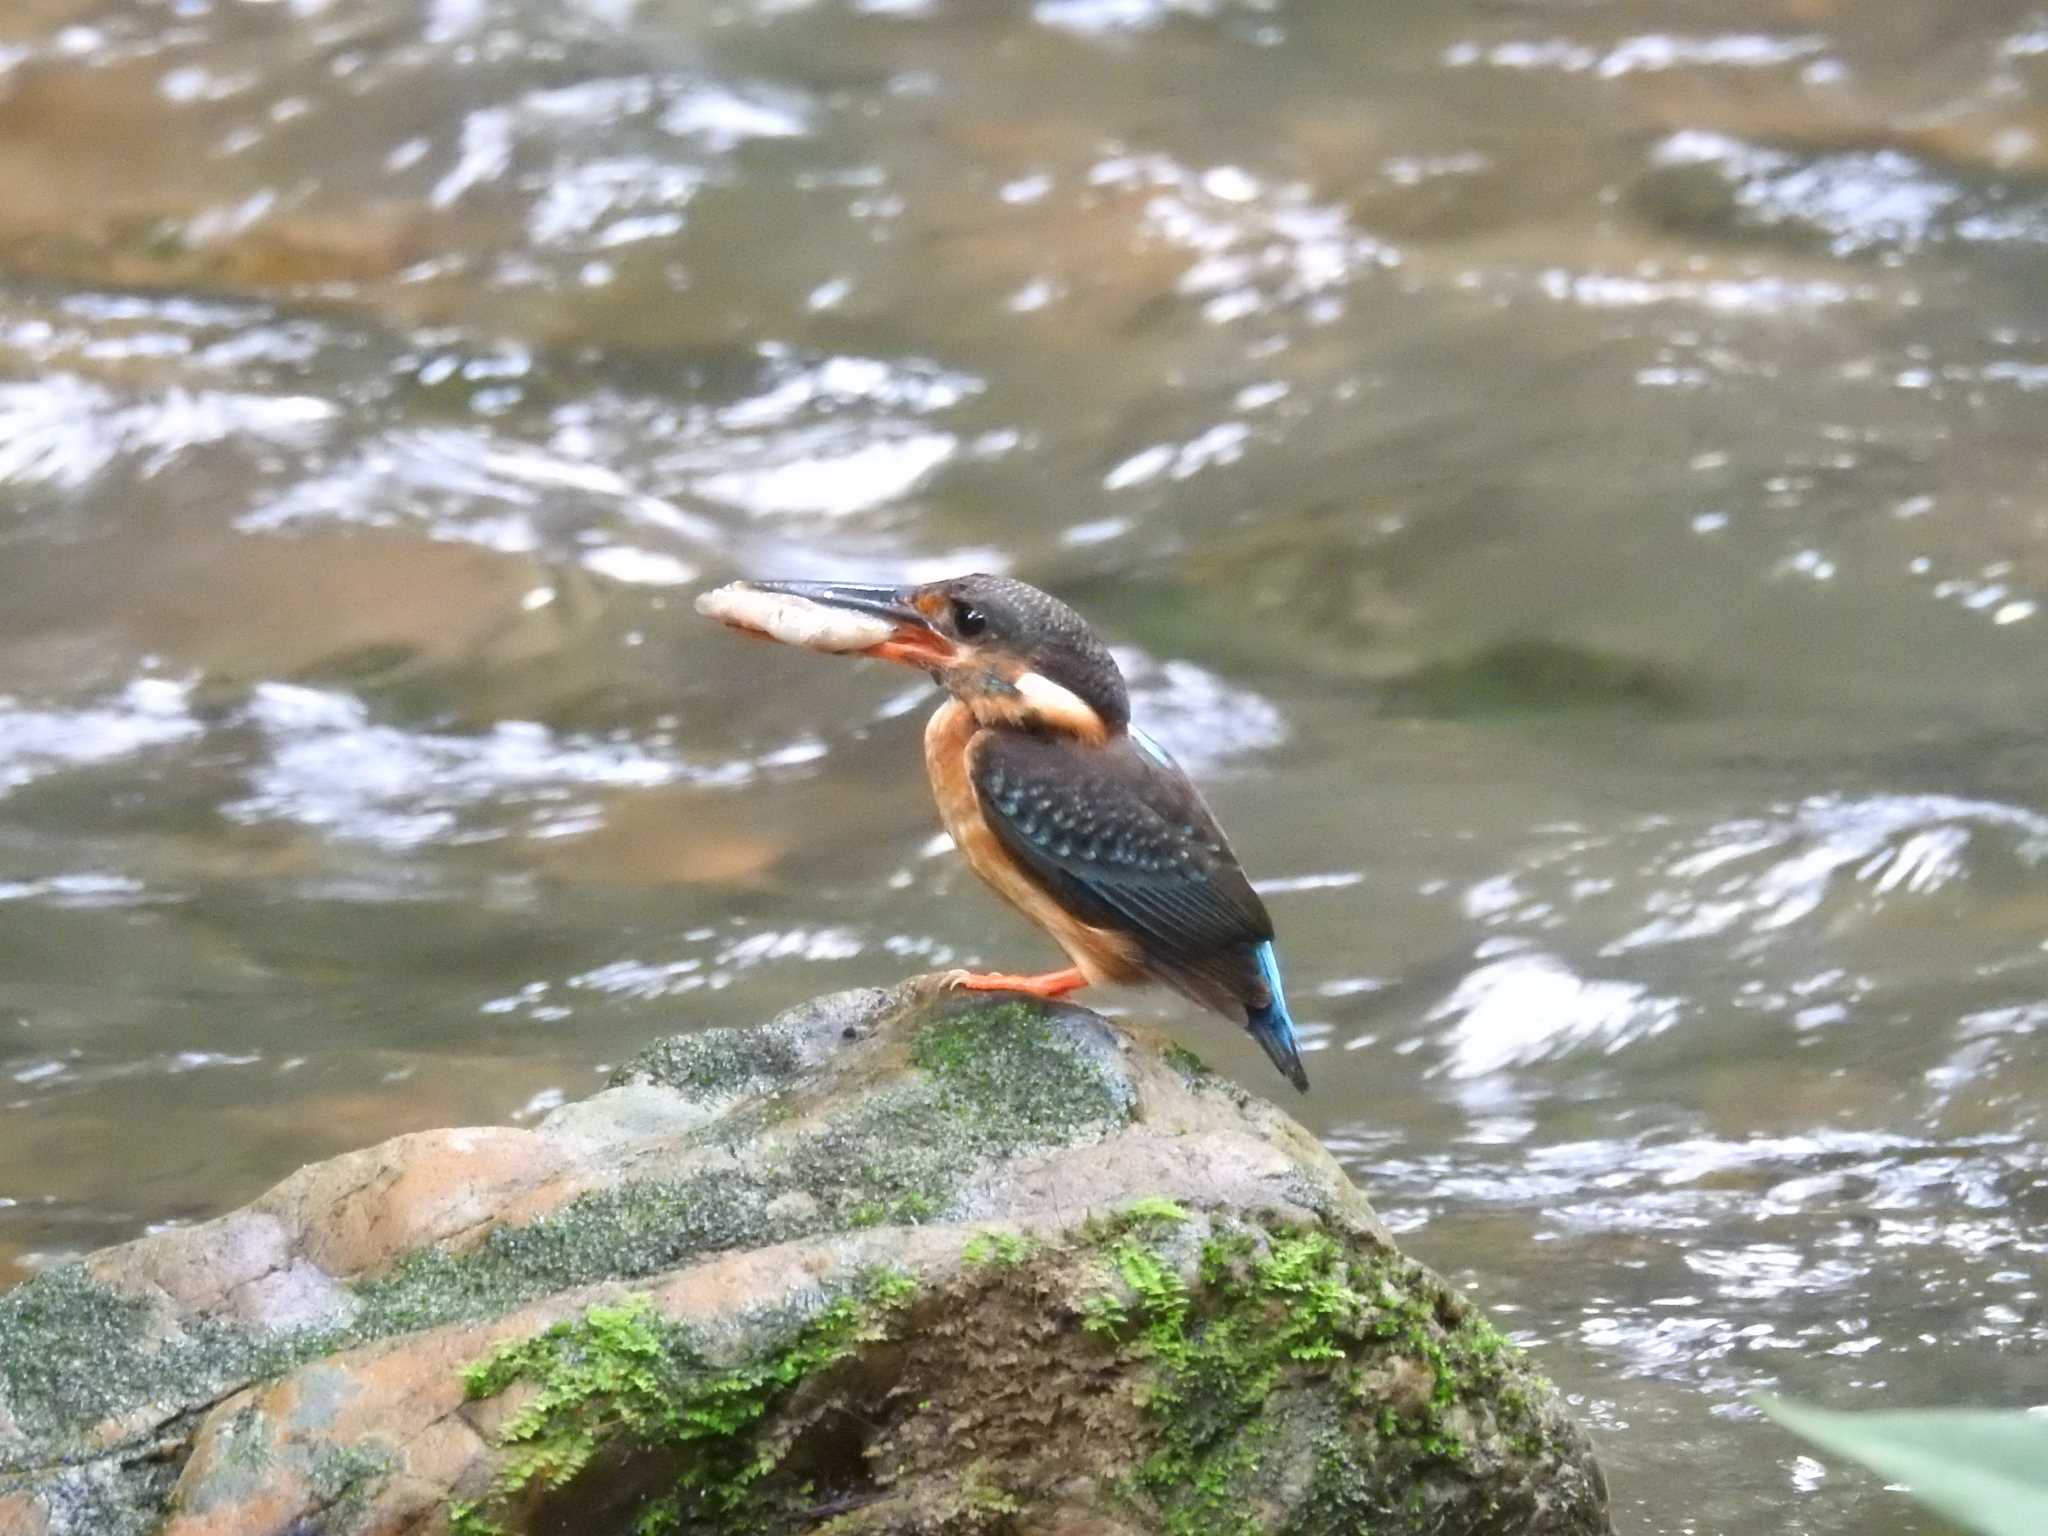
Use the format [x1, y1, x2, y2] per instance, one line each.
[1427, 948, 1682, 1077]
[1650, 130, 2048, 256]
[1445, 33, 1829, 80]
[0, 678, 201, 794]
[238, 424, 709, 553]
[1088, 151, 1398, 324]
[1605, 794, 2048, 953]
[1113, 650, 1287, 773]
[225, 683, 706, 849]
[0, 376, 335, 490]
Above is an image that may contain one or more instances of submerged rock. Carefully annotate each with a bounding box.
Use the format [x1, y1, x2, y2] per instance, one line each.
[0, 982, 1610, 1536]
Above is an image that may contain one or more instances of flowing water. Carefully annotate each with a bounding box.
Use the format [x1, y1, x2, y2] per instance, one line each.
[3, 0, 2047, 1527]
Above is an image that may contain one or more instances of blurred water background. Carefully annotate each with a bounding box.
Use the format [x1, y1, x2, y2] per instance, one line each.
[2, 1, 2046, 1528]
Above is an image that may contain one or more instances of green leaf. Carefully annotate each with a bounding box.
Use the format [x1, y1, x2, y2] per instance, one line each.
[1758, 1397, 2048, 1536]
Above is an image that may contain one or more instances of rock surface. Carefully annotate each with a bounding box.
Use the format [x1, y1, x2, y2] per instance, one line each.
[0, 982, 1611, 1536]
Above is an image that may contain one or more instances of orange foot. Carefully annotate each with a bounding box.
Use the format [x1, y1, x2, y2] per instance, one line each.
[948, 966, 1089, 1000]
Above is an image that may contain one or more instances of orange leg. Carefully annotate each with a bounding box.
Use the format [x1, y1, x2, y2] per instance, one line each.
[951, 966, 1089, 1000]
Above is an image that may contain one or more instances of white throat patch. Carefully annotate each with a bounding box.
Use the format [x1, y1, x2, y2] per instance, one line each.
[1013, 670, 1105, 737]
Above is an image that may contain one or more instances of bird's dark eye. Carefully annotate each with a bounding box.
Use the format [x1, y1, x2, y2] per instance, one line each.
[952, 601, 988, 638]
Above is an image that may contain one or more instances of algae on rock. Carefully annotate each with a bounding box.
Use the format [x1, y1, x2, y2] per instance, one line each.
[0, 982, 1610, 1536]
[448, 1202, 1601, 1536]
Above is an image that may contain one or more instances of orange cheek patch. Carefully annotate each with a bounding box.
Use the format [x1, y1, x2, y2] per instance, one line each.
[862, 627, 958, 667]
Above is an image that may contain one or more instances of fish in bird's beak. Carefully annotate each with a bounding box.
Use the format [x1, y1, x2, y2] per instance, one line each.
[694, 579, 958, 668]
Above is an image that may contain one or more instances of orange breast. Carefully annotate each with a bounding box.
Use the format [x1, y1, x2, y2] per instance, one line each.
[922, 699, 1143, 986]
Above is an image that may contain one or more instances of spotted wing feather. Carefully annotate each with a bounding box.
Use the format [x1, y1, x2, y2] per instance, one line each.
[967, 731, 1272, 1016]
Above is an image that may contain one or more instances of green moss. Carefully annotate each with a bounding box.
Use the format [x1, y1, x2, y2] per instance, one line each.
[305, 1441, 396, 1518]
[21, 998, 1591, 1534]
[342, 1000, 1128, 1340]
[1118, 1198, 1190, 1229]
[2, 998, 1129, 1529]
[960, 1231, 1037, 1267]
[911, 1001, 1129, 1133]
[957, 1458, 1024, 1519]
[1289, 1426, 1387, 1533]
[346, 1147, 860, 1337]
[216, 1404, 272, 1475]
[0, 1266, 160, 1445]
[849, 1192, 940, 1229]
[0, 1458, 182, 1536]
[1083, 1232, 1190, 1362]
[415, 1201, 1570, 1536]
[0, 1270, 367, 1533]
[453, 1271, 919, 1535]
[1076, 1220, 1559, 1536]
[1163, 1043, 1212, 1084]
[0, 1265, 305, 1456]
[612, 1026, 808, 1101]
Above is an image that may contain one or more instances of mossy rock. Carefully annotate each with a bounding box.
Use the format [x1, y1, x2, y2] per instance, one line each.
[441, 1208, 1603, 1536]
[0, 982, 1610, 1536]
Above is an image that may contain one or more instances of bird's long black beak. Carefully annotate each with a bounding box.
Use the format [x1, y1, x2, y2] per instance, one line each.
[748, 579, 957, 667]
[747, 580, 929, 628]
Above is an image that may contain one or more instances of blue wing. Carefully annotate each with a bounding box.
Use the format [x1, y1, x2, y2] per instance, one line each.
[967, 730, 1273, 1016]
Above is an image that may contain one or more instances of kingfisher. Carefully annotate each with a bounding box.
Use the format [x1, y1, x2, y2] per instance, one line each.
[698, 573, 1309, 1092]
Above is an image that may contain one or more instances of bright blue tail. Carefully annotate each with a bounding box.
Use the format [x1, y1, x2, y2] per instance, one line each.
[1248, 941, 1310, 1093]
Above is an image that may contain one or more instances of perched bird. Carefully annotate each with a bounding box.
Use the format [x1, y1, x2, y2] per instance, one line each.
[697, 573, 1309, 1092]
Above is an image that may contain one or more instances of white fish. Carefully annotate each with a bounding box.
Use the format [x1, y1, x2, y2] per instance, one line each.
[693, 581, 898, 653]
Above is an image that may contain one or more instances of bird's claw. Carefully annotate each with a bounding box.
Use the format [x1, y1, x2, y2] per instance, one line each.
[933, 966, 1089, 1000]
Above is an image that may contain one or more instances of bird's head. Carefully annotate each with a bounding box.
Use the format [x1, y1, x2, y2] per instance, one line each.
[748, 573, 1128, 742]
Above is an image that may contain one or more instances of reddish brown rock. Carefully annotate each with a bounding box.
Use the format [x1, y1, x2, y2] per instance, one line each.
[0, 983, 1611, 1536]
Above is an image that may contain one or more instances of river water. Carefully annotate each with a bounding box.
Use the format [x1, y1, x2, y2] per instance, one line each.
[2, 1, 2046, 1529]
